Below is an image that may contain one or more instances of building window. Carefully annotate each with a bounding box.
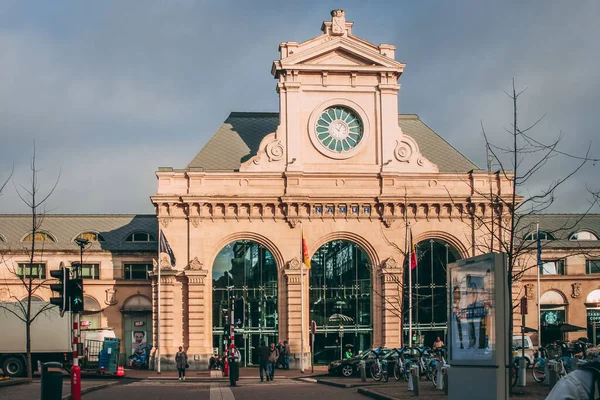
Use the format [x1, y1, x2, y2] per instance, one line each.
[73, 263, 100, 280]
[524, 231, 555, 241]
[125, 232, 155, 242]
[22, 232, 56, 242]
[540, 260, 566, 275]
[75, 232, 105, 242]
[570, 231, 599, 241]
[587, 260, 600, 275]
[123, 264, 152, 280]
[18, 263, 46, 279]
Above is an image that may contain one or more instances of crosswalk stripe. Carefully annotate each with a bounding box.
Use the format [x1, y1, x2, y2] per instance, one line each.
[210, 383, 235, 400]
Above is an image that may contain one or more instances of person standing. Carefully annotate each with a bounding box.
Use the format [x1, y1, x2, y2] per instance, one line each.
[258, 342, 271, 382]
[433, 336, 444, 350]
[175, 346, 188, 381]
[228, 344, 241, 387]
[268, 343, 279, 381]
[283, 340, 291, 370]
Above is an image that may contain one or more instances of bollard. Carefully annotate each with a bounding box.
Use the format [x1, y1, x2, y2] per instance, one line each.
[41, 362, 63, 400]
[435, 362, 443, 390]
[543, 362, 550, 386]
[443, 365, 449, 395]
[547, 361, 557, 389]
[518, 357, 527, 387]
[411, 365, 420, 396]
[381, 360, 388, 382]
[359, 360, 366, 382]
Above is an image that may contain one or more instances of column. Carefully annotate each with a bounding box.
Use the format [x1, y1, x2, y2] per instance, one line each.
[152, 269, 178, 369]
[380, 256, 403, 347]
[184, 268, 212, 368]
[281, 258, 308, 368]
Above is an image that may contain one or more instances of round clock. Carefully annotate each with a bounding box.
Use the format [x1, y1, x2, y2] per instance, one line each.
[315, 106, 363, 153]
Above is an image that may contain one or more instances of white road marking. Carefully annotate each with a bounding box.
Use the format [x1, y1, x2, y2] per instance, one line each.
[209, 383, 235, 400]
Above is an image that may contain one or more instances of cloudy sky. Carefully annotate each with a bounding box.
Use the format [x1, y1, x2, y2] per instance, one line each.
[0, 0, 598, 214]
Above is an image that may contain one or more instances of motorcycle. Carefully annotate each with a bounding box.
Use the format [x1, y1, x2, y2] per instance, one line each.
[129, 343, 153, 369]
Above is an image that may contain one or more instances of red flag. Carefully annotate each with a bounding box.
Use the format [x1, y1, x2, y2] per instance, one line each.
[302, 227, 311, 269]
[410, 231, 417, 270]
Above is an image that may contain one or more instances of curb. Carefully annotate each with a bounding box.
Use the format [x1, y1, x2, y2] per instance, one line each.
[357, 388, 399, 400]
[316, 378, 379, 389]
[61, 381, 119, 400]
[0, 378, 32, 388]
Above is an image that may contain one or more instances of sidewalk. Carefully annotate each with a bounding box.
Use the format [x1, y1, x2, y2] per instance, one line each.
[316, 376, 552, 400]
[0, 379, 118, 400]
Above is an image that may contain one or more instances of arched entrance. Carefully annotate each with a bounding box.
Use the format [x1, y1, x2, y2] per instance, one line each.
[403, 239, 462, 347]
[212, 240, 278, 366]
[540, 290, 568, 345]
[586, 290, 600, 346]
[121, 295, 152, 356]
[309, 240, 372, 364]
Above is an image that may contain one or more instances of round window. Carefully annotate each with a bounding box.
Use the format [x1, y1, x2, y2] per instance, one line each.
[315, 106, 363, 153]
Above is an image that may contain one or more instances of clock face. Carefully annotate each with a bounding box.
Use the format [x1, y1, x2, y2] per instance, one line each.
[315, 107, 363, 153]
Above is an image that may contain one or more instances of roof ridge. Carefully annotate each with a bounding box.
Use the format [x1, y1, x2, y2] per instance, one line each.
[228, 112, 279, 118]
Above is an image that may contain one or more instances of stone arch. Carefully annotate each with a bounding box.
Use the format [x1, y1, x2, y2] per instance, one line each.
[310, 231, 380, 270]
[121, 294, 152, 312]
[541, 289, 568, 305]
[413, 230, 470, 260]
[208, 231, 285, 272]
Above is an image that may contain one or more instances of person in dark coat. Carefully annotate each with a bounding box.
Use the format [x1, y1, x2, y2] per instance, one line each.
[268, 343, 279, 381]
[258, 342, 271, 382]
[175, 346, 188, 381]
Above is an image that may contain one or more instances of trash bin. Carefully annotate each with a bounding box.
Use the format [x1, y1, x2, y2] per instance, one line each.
[40, 361, 63, 400]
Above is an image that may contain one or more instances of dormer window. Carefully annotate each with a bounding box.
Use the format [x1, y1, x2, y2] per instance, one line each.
[125, 232, 155, 242]
[569, 231, 599, 241]
[524, 231, 555, 241]
[75, 232, 105, 242]
[22, 231, 56, 242]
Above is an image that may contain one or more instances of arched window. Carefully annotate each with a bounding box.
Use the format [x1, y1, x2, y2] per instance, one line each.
[569, 231, 599, 241]
[22, 231, 56, 242]
[125, 232, 155, 242]
[21, 295, 43, 302]
[524, 231, 555, 241]
[81, 295, 102, 330]
[75, 232, 105, 242]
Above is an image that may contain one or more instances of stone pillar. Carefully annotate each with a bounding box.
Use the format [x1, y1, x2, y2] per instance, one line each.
[282, 257, 309, 369]
[380, 256, 403, 347]
[184, 264, 212, 369]
[152, 268, 179, 370]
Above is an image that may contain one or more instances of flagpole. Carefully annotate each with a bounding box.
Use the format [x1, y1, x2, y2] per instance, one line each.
[536, 222, 541, 346]
[300, 222, 305, 373]
[157, 222, 161, 374]
[408, 226, 412, 348]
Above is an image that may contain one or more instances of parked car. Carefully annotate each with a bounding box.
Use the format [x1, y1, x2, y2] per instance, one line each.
[512, 335, 534, 367]
[328, 348, 393, 377]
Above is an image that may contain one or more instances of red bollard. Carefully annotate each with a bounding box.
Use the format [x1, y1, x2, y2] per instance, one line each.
[223, 358, 229, 377]
[71, 365, 81, 400]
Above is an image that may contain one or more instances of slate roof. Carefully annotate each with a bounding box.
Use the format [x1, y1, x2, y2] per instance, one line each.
[0, 214, 158, 252]
[187, 112, 478, 173]
[517, 214, 600, 250]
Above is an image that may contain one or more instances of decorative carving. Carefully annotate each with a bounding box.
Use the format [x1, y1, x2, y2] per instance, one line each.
[336, 179, 345, 187]
[571, 282, 582, 299]
[524, 283, 535, 299]
[417, 157, 425, 166]
[266, 140, 284, 161]
[287, 257, 301, 270]
[382, 218, 394, 228]
[190, 218, 200, 228]
[159, 217, 173, 229]
[394, 139, 413, 162]
[0, 288, 8, 302]
[331, 9, 346, 35]
[104, 288, 118, 306]
[428, 180, 438, 187]
[160, 254, 174, 270]
[383, 256, 400, 270]
[287, 218, 300, 228]
[239, 179, 249, 187]
[187, 257, 205, 271]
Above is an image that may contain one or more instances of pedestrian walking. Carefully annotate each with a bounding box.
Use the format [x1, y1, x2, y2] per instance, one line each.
[268, 342, 279, 381]
[175, 346, 188, 381]
[228, 344, 241, 387]
[283, 340, 291, 369]
[258, 341, 271, 382]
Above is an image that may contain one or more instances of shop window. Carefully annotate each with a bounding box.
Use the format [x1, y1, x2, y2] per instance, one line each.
[75, 263, 100, 279]
[125, 232, 155, 242]
[586, 260, 600, 275]
[540, 260, 565, 275]
[123, 263, 152, 280]
[18, 263, 46, 279]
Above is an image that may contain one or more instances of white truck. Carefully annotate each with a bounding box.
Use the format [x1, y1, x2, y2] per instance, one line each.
[0, 301, 73, 377]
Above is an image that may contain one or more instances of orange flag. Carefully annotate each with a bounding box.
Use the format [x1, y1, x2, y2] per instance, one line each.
[410, 230, 417, 270]
[302, 227, 311, 269]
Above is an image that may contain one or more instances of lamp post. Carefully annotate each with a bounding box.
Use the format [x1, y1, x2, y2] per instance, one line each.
[71, 237, 89, 400]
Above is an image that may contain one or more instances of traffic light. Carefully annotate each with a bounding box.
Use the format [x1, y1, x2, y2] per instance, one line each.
[70, 277, 84, 313]
[224, 324, 230, 339]
[50, 266, 70, 316]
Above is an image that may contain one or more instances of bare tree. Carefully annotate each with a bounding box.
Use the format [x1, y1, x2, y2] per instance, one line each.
[0, 146, 60, 378]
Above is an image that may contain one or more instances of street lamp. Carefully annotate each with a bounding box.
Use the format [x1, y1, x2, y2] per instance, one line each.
[71, 236, 89, 400]
[74, 238, 90, 278]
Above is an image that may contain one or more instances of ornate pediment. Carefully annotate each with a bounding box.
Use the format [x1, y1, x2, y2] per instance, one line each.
[301, 50, 376, 67]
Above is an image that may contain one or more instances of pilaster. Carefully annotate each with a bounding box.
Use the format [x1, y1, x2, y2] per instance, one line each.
[184, 268, 212, 364]
[380, 256, 403, 347]
[282, 258, 310, 367]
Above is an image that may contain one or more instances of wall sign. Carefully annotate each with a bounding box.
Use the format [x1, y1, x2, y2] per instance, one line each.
[134, 321, 145, 327]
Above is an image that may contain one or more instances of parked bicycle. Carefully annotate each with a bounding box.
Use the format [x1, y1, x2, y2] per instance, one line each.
[392, 347, 409, 381]
[429, 347, 446, 387]
[369, 347, 388, 382]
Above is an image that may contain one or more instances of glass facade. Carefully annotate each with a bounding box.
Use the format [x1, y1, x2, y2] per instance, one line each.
[309, 240, 372, 364]
[403, 239, 461, 347]
[212, 240, 277, 366]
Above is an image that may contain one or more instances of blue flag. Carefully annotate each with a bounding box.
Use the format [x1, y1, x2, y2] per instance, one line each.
[536, 225, 542, 266]
[160, 231, 176, 267]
